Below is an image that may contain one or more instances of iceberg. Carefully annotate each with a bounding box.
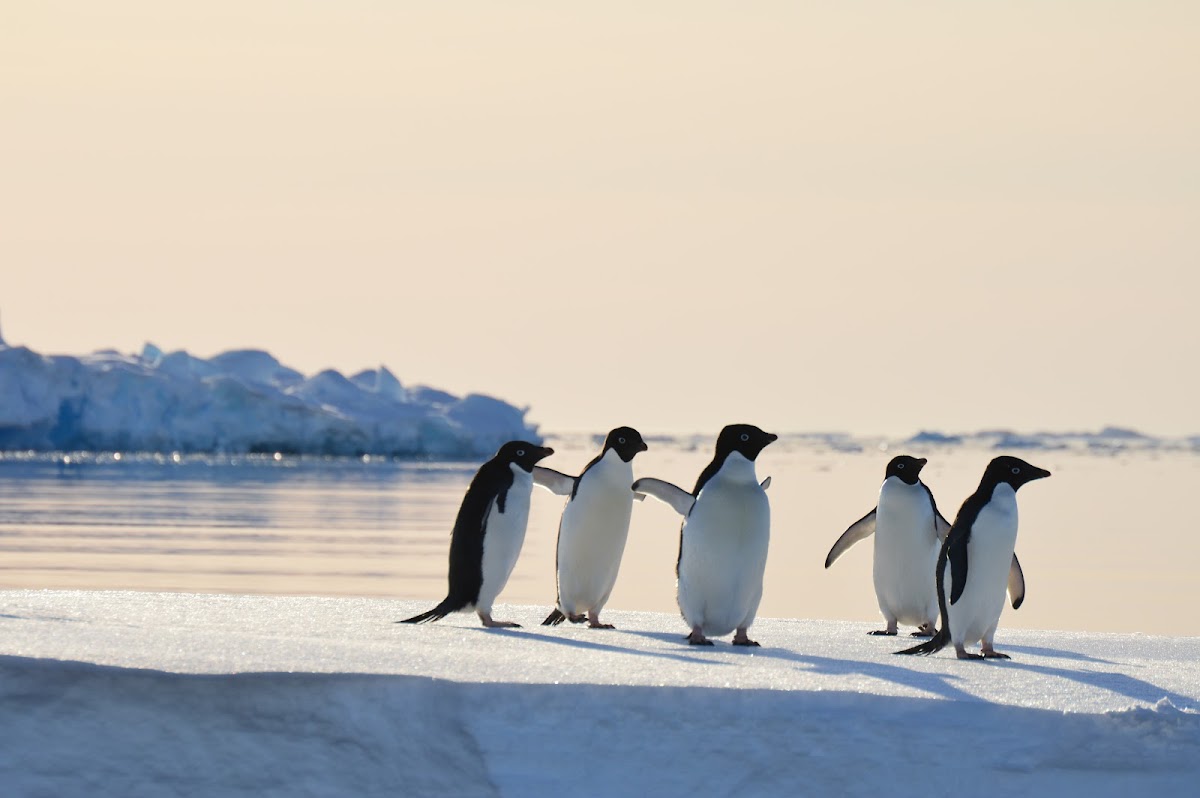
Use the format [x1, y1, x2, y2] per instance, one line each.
[0, 339, 539, 457]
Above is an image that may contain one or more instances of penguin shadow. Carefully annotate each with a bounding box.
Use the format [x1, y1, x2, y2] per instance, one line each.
[745, 648, 979, 702]
[997, 643, 1115, 665]
[1003, 659, 1196, 709]
[502, 628, 734, 668]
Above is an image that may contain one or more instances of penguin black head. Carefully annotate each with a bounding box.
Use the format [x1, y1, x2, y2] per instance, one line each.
[602, 426, 649, 462]
[714, 424, 778, 462]
[982, 455, 1052, 490]
[885, 455, 927, 485]
[496, 441, 555, 472]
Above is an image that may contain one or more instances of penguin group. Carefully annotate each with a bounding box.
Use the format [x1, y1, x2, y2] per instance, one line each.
[401, 424, 1050, 660]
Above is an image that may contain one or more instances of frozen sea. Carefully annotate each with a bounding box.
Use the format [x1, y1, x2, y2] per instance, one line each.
[2, 433, 1197, 637]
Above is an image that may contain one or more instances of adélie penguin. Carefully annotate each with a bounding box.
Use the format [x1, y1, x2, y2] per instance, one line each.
[532, 426, 649, 628]
[824, 455, 951, 637]
[633, 424, 777, 646]
[399, 441, 554, 628]
[897, 456, 1050, 659]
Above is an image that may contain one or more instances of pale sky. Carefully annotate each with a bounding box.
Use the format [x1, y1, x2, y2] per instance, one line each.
[3, 2, 1197, 436]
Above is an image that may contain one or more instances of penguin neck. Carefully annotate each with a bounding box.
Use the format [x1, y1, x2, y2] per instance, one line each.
[714, 451, 758, 484]
[588, 448, 633, 479]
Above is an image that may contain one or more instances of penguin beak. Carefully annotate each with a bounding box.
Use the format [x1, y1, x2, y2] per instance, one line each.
[538, 447, 555, 460]
[638, 440, 649, 453]
[1030, 465, 1051, 481]
[915, 457, 928, 473]
[766, 433, 778, 444]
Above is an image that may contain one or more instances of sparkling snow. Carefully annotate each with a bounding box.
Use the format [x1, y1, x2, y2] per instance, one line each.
[2, 590, 1197, 797]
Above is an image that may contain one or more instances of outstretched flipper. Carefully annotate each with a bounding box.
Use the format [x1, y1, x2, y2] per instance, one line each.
[1008, 553, 1025, 610]
[533, 466, 577, 496]
[632, 478, 695, 516]
[398, 597, 466, 624]
[824, 508, 877, 568]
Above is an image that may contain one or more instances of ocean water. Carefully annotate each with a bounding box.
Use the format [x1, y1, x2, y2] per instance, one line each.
[1, 437, 1196, 637]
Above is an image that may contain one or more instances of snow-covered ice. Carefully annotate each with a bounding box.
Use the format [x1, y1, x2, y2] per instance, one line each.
[2, 590, 1197, 797]
[0, 341, 538, 457]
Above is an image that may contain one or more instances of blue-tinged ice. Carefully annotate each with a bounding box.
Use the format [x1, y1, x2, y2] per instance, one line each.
[0, 340, 539, 457]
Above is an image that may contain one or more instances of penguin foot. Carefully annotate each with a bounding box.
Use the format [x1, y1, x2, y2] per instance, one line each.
[686, 631, 714, 646]
[955, 650, 985, 660]
[982, 650, 1011, 660]
[911, 626, 937, 638]
[479, 614, 521, 629]
[868, 630, 898, 636]
[588, 621, 616, 629]
[732, 638, 761, 647]
[567, 613, 587, 624]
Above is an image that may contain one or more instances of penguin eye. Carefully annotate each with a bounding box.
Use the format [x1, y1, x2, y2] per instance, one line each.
[740, 433, 749, 442]
[896, 463, 905, 469]
[1011, 467, 1020, 474]
[618, 437, 626, 445]
[517, 450, 526, 457]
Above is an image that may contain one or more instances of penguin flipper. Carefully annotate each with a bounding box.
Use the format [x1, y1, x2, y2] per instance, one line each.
[398, 597, 463, 624]
[760, 476, 772, 490]
[922, 482, 952, 542]
[1008, 553, 1026, 610]
[631, 478, 695, 516]
[824, 508, 877, 568]
[533, 466, 577, 496]
[947, 533, 969, 605]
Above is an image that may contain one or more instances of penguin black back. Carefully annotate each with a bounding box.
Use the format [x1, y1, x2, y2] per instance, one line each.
[897, 455, 1050, 656]
[400, 441, 553, 624]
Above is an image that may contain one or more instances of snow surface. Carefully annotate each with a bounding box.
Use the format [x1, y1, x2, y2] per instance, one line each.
[3, 590, 1198, 797]
[0, 341, 537, 457]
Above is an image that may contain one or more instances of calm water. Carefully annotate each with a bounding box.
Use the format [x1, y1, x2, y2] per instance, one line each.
[1, 439, 1196, 636]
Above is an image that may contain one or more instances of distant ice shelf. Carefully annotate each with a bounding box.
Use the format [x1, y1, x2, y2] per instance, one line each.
[0, 340, 539, 457]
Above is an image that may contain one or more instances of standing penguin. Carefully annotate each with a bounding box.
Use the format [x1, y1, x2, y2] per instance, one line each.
[532, 426, 649, 629]
[634, 424, 777, 646]
[825, 455, 951, 637]
[399, 441, 554, 628]
[897, 455, 1049, 659]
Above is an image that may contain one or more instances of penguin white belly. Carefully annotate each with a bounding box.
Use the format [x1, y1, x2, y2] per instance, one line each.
[556, 462, 635, 614]
[678, 478, 770, 637]
[947, 485, 1019, 646]
[476, 468, 532, 612]
[872, 482, 939, 627]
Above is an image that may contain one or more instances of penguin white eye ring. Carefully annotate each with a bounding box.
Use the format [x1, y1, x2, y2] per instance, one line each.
[618, 437, 626, 444]
[740, 433, 749, 441]
[896, 462, 906, 469]
[517, 449, 526, 457]
[1011, 467, 1020, 474]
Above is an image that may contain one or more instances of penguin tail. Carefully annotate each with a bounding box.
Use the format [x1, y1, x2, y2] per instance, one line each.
[895, 627, 950, 656]
[398, 598, 461, 624]
[542, 609, 567, 626]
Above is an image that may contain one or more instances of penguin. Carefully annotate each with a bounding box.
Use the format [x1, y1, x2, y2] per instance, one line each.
[824, 455, 951, 637]
[897, 455, 1049, 660]
[532, 426, 649, 629]
[633, 424, 777, 646]
[399, 441, 554, 628]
